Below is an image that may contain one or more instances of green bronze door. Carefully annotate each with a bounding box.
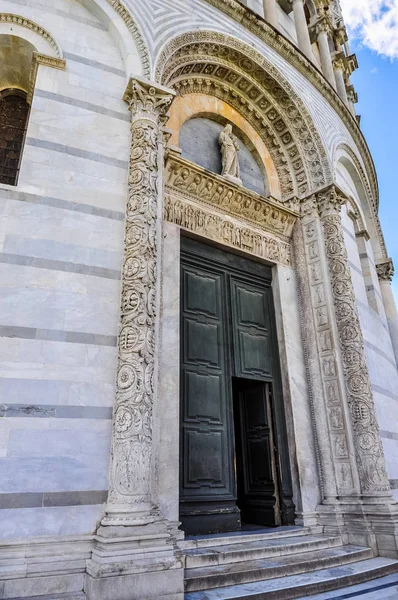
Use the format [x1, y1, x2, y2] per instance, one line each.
[179, 237, 294, 535]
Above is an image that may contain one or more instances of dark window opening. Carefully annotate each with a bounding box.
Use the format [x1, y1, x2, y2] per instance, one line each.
[0, 89, 30, 186]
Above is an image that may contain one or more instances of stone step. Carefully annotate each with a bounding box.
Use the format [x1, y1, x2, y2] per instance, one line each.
[295, 572, 398, 599]
[184, 534, 342, 568]
[184, 556, 398, 599]
[180, 526, 312, 551]
[185, 545, 374, 592]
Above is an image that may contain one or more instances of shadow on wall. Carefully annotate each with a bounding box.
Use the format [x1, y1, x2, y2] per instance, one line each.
[179, 117, 268, 196]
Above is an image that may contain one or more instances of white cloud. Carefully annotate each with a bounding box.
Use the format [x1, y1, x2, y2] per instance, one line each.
[339, 0, 398, 59]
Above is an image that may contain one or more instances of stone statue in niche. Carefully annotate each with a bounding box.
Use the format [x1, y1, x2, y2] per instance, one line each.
[219, 124, 242, 185]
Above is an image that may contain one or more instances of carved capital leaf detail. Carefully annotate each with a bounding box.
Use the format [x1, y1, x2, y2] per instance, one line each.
[376, 259, 395, 282]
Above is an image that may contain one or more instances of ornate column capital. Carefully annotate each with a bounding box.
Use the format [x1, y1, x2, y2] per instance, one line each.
[377, 258, 395, 282]
[315, 185, 346, 219]
[123, 76, 175, 125]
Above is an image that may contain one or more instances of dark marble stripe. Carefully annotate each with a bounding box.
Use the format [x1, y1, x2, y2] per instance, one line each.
[0, 252, 121, 280]
[5, 0, 107, 30]
[0, 404, 113, 420]
[0, 187, 125, 220]
[34, 89, 130, 122]
[348, 261, 363, 276]
[0, 325, 117, 346]
[342, 225, 357, 243]
[372, 384, 398, 403]
[381, 430, 398, 442]
[26, 138, 128, 170]
[64, 52, 125, 77]
[0, 490, 108, 509]
[364, 340, 397, 369]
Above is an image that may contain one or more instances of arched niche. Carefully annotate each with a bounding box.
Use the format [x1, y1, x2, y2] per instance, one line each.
[335, 146, 385, 262]
[0, 14, 62, 58]
[0, 35, 35, 94]
[169, 94, 279, 197]
[155, 30, 331, 200]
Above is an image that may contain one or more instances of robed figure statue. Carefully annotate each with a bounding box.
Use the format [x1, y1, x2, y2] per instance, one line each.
[219, 124, 242, 184]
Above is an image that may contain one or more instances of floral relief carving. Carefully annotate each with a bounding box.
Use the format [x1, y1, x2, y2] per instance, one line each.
[166, 153, 298, 241]
[105, 78, 174, 521]
[317, 186, 390, 494]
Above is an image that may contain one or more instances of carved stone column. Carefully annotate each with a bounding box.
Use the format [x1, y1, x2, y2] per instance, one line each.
[298, 196, 359, 502]
[263, 0, 278, 28]
[316, 21, 336, 88]
[85, 78, 184, 600]
[317, 187, 391, 497]
[377, 259, 398, 368]
[333, 56, 349, 105]
[101, 77, 176, 528]
[292, 0, 313, 60]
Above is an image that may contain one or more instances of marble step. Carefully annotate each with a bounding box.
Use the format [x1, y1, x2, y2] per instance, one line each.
[180, 526, 313, 551]
[295, 572, 398, 599]
[185, 545, 374, 592]
[184, 535, 342, 568]
[184, 556, 398, 599]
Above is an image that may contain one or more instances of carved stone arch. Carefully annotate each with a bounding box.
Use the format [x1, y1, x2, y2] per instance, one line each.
[0, 14, 63, 57]
[335, 144, 387, 261]
[80, 0, 150, 77]
[155, 30, 332, 200]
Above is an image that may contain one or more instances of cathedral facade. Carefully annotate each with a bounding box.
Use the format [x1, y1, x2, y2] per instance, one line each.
[1, 0, 398, 598]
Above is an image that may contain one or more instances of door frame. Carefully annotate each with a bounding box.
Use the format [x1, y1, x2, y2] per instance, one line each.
[178, 234, 295, 530]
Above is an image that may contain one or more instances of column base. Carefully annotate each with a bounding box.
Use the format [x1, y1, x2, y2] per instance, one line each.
[85, 521, 184, 600]
[317, 498, 398, 557]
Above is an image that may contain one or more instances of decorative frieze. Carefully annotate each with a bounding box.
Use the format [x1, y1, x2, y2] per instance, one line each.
[103, 77, 175, 526]
[317, 186, 391, 495]
[376, 259, 395, 283]
[166, 153, 299, 241]
[165, 194, 292, 267]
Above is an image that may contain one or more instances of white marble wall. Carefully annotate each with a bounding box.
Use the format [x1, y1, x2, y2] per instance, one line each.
[0, 0, 131, 539]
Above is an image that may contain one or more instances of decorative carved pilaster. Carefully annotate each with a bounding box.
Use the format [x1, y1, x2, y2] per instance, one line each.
[102, 77, 175, 527]
[300, 195, 356, 497]
[317, 186, 391, 496]
[376, 259, 395, 282]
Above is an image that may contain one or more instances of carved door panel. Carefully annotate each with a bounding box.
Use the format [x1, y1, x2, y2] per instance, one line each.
[180, 251, 239, 535]
[234, 380, 281, 526]
[230, 278, 272, 381]
[179, 236, 295, 534]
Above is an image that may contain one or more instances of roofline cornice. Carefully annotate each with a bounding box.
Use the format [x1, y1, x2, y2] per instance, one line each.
[202, 0, 379, 210]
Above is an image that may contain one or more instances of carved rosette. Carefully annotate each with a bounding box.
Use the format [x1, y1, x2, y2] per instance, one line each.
[317, 187, 391, 495]
[376, 259, 395, 282]
[104, 78, 175, 526]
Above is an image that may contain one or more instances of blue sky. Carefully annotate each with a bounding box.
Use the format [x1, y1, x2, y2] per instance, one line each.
[339, 0, 398, 302]
[351, 46, 398, 301]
